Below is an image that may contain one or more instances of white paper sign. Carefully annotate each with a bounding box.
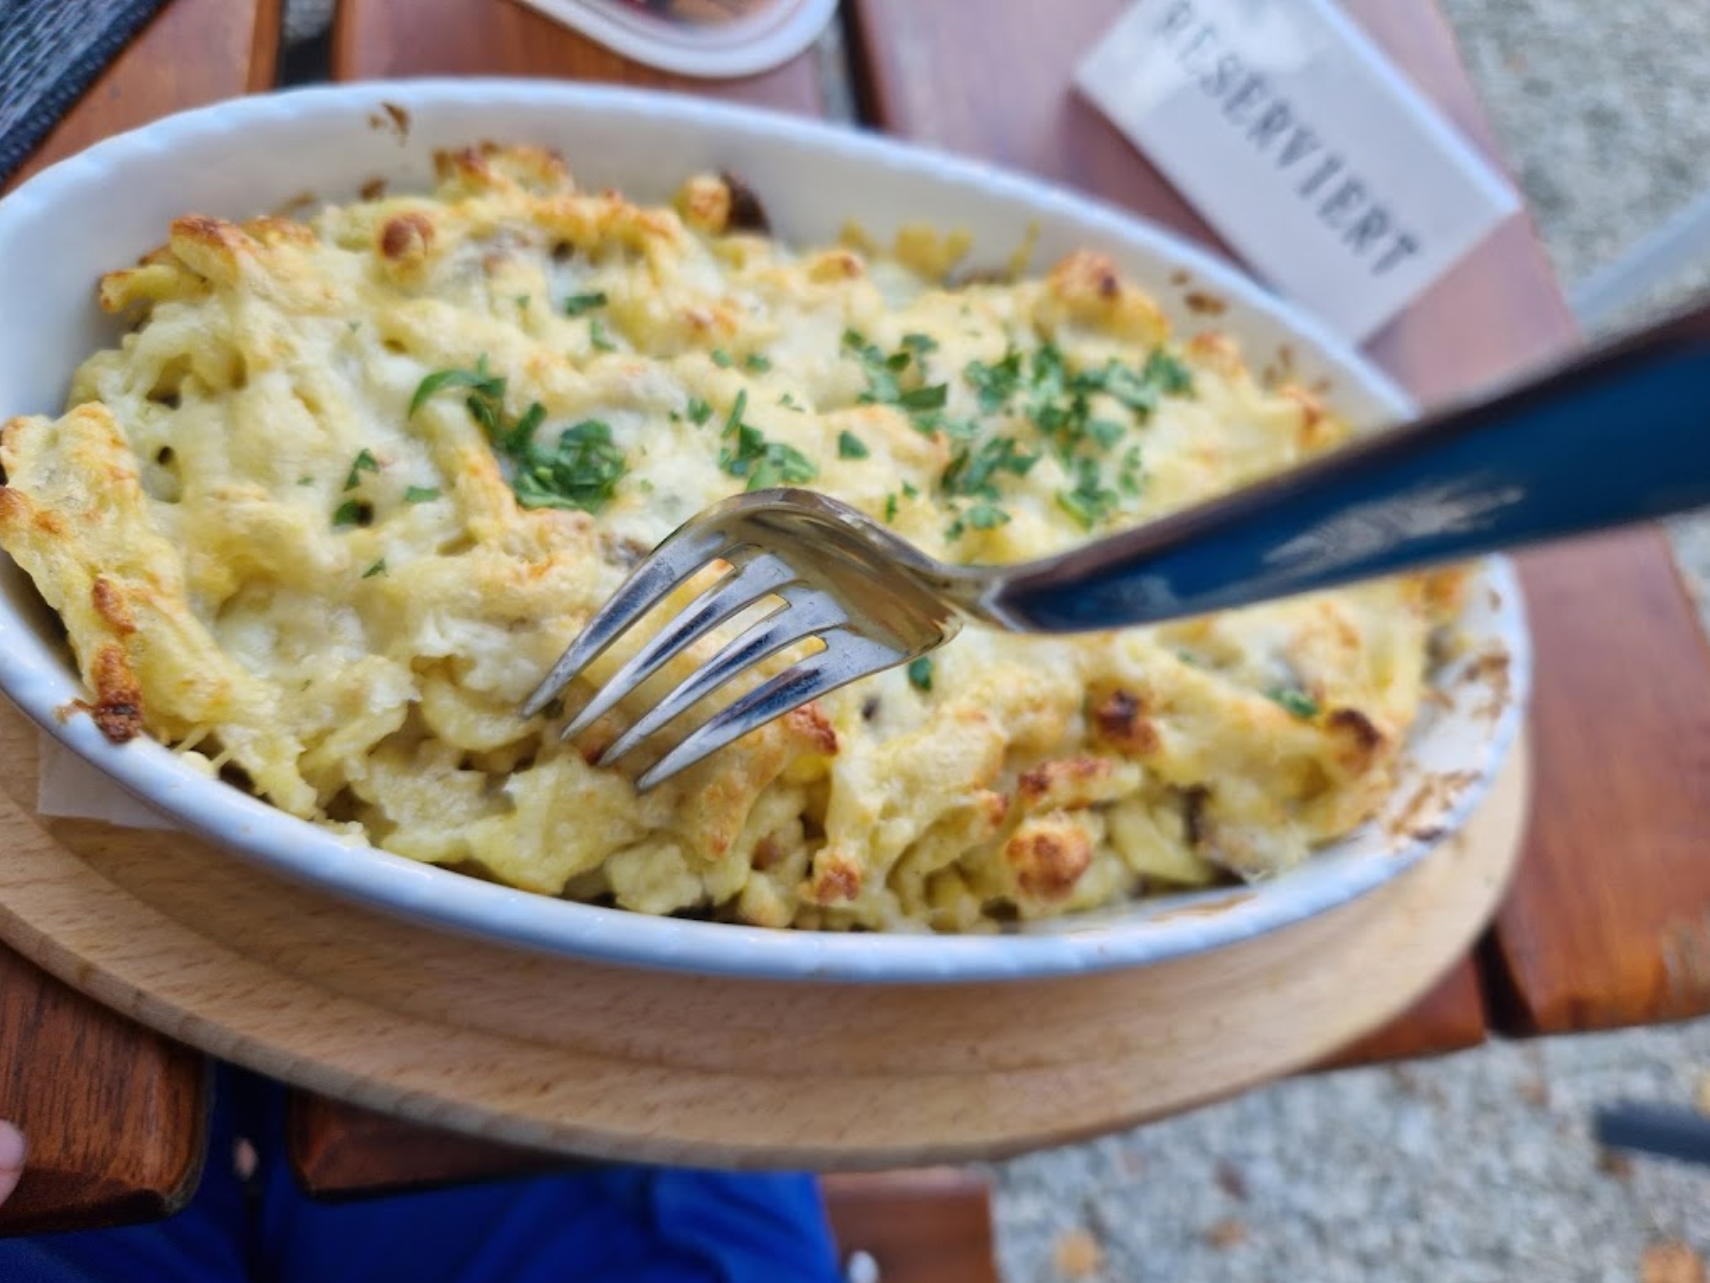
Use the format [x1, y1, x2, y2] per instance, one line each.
[1075, 0, 1521, 343]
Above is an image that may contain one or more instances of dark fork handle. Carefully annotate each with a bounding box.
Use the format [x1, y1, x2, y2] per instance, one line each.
[991, 301, 1710, 631]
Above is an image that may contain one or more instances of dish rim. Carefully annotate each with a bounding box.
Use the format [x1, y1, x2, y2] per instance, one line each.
[0, 79, 1532, 983]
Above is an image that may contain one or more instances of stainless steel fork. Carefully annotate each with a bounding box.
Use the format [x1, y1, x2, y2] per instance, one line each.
[523, 300, 1710, 789]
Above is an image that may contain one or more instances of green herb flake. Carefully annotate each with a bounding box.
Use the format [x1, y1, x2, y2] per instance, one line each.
[897, 383, 948, 411]
[513, 419, 628, 513]
[1144, 348, 1194, 396]
[331, 498, 370, 528]
[1266, 687, 1320, 720]
[744, 353, 772, 372]
[412, 361, 628, 514]
[901, 332, 939, 357]
[1056, 471, 1118, 532]
[409, 357, 505, 419]
[721, 389, 749, 439]
[344, 448, 381, 491]
[906, 656, 934, 693]
[362, 559, 387, 579]
[964, 351, 1022, 412]
[837, 430, 870, 460]
[686, 396, 713, 426]
[563, 291, 607, 316]
[404, 486, 441, 504]
[883, 492, 899, 523]
[966, 502, 1010, 530]
[296, 475, 314, 487]
[715, 388, 817, 490]
[845, 329, 950, 423]
[746, 443, 818, 491]
[942, 435, 1037, 500]
[711, 348, 735, 368]
[589, 318, 616, 352]
[515, 294, 530, 310]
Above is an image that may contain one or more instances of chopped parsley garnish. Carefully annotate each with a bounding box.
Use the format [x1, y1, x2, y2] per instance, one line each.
[711, 348, 735, 368]
[344, 448, 380, 491]
[1056, 455, 1120, 531]
[716, 389, 818, 491]
[589, 318, 616, 352]
[744, 353, 772, 372]
[408, 356, 505, 418]
[1076, 349, 1194, 417]
[686, 396, 713, 426]
[965, 502, 1010, 530]
[896, 383, 948, 411]
[331, 498, 371, 527]
[410, 360, 628, 513]
[362, 559, 387, 579]
[515, 294, 530, 310]
[403, 485, 441, 504]
[513, 420, 627, 512]
[296, 475, 314, 486]
[1144, 348, 1194, 395]
[1266, 687, 1321, 720]
[941, 435, 1037, 500]
[946, 343, 1184, 533]
[906, 656, 934, 692]
[778, 392, 804, 412]
[722, 388, 749, 438]
[964, 351, 1023, 412]
[563, 291, 607, 316]
[843, 329, 947, 423]
[837, 430, 870, 460]
[883, 492, 899, 523]
[901, 332, 939, 358]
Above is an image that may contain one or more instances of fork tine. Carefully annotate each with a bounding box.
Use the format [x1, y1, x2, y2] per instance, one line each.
[634, 632, 904, 790]
[558, 551, 801, 741]
[520, 523, 730, 720]
[597, 589, 851, 766]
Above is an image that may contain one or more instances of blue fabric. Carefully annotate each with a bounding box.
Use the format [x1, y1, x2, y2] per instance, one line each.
[0, 0, 176, 186]
[0, 1068, 839, 1283]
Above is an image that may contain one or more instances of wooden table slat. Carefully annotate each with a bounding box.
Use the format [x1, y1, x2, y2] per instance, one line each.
[0, 0, 280, 1235]
[1496, 529, 1710, 1032]
[0, 950, 206, 1236]
[1314, 956, 1489, 1071]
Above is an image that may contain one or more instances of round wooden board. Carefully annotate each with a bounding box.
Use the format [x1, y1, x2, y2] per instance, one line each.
[0, 703, 1529, 1170]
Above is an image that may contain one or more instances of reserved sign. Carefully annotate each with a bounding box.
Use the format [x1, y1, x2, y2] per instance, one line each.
[1075, 0, 1520, 343]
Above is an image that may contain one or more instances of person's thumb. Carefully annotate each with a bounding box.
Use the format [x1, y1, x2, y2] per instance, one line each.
[0, 1120, 25, 1207]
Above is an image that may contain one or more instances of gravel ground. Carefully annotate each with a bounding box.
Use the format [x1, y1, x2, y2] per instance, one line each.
[987, 6, 1710, 1281]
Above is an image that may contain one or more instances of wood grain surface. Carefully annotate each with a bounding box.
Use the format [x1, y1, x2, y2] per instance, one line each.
[1496, 530, 1710, 1031]
[848, 0, 1710, 1042]
[0, 0, 278, 1236]
[0, 697, 1530, 1169]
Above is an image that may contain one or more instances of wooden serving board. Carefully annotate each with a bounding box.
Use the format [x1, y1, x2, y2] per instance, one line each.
[0, 697, 1529, 1170]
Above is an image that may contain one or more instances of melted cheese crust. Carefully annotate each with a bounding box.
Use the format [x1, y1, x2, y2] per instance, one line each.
[0, 144, 1462, 931]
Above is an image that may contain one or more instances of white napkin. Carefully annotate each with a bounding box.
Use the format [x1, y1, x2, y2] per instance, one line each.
[35, 733, 176, 829]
